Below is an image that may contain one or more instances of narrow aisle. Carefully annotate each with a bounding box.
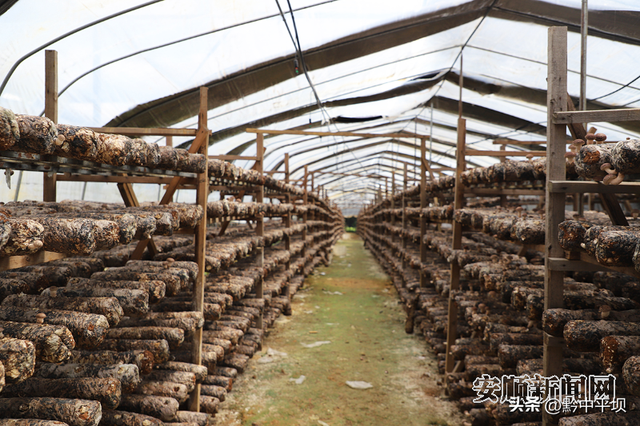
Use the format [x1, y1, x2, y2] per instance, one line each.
[214, 233, 464, 426]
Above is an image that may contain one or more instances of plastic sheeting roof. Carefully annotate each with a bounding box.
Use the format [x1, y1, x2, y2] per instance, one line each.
[3, 0, 640, 215]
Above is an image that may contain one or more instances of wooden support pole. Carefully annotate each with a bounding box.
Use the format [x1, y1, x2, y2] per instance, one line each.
[255, 133, 265, 330]
[445, 118, 466, 374]
[189, 86, 209, 412]
[402, 164, 408, 271]
[419, 137, 428, 288]
[43, 50, 57, 202]
[544, 27, 568, 426]
[284, 153, 292, 303]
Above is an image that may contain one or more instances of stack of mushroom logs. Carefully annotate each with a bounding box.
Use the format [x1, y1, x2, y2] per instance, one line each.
[0, 108, 344, 426]
[358, 145, 640, 426]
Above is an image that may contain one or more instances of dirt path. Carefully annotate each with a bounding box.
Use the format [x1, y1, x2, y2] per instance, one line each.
[213, 233, 465, 426]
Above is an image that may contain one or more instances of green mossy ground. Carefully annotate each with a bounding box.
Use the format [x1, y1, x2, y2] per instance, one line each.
[214, 234, 464, 426]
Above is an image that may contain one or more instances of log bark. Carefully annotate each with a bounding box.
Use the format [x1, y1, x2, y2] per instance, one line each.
[105, 327, 184, 350]
[0, 397, 101, 426]
[117, 394, 178, 422]
[595, 229, 640, 266]
[95, 339, 170, 364]
[565, 320, 640, 352]
[0, 377, 121, 409]
[543, 309, 600, 337]
[202, 375, 233, 391]
[173, 411, 213, 426]
[0, 420, 69, 426]
[0, 320, 73, 363]
[0, 106, 20, 150]
[558, 412, 640, 426]
[575, 142, 614, 181]
[145, 370, 196, 392]
[2, 294, 123, 327]
[35, 362, 140, 393]
[33, 218, 97, 255]
[99, 410, 163, 426]
[53, 287, 148, 316]
[558, 220, 588, 251]
[154, 361, 207, 383]
[0, 307, 109, 349]
[135, 380, 190, 403]
[90, 270, 181, 297]
[1, 219, 44, 256]
[623, 356, 640, 398]
[69, 349, 154, 375]
[200, 384, 227, 402]
[15, 114, 58, 154]
[498, 344, 543, 369]
[200, 396, 220, 415]
[601, 335, 640, 373]
[0, 337, 36, 383]
[0, 278, 30, 304]
[67, 278, 165, 304]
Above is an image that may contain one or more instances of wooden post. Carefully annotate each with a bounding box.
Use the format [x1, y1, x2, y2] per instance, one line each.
[544, 26, 568, 426]
[43, 50, 57, 202]
[255, 133, 265, 330]
[402, 164, 408, 271]
[188, 87, 209, 412]
[419, 137, 428, 288]
[284, 153, 292, 308]
[445, 118, 466, 373]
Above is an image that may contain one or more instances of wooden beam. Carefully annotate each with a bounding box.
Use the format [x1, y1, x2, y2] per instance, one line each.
[554, 108, 640, 124]
[445, 118, 466, 374]
[43, 50, 57, 202]
[547, 180, 640, 194]
[88, 127, 199, 137]
[544, 27, 568, 408]
[189, 86, 209, 413]
[465, 150, 546, 157]
[210, 155, 259, 161]
[247, 127, 407, 139]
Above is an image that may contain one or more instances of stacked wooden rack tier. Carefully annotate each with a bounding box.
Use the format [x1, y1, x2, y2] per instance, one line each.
[357, 27, 640, 426]
[0, 93, 343, 426]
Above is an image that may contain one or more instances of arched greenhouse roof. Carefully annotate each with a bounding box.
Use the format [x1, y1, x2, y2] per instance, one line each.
[2, 0, 640, 216]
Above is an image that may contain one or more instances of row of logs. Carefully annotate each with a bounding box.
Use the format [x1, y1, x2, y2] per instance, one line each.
[359, 195, 640, 425]
[0, 216, 343, 425]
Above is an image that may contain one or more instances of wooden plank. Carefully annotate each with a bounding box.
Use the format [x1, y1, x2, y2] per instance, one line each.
[210, 155, 259, 161]
[548, 180, 640, 194]
[43, 50, 57, 203]
[56, 175, 189, 184]
[189, 87, 209, 413]
[554, 108, 640, 124]
[445, 118, 466, 374]
[247, 127, 406, 139]
[0, 251, 66, 272]
[466, 188, 545, 196]
[543, 27, 568, 410]
[419, 137, 428, 288]
[254, 132, 265, 332]
[465, 150, 546, 157]
[88, 127, 198, 137]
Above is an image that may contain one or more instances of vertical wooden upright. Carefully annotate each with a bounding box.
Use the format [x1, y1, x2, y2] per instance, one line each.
[284, 153, 292, 305]
[419, 137, 428, 288]
[302, 165, 309, 260]
[255, 133, 265, 330]
[43, 50, 58, 202]
[189, 87, 209, 411]
[544, 27, 568, 425]
[445, 118, 466, 373]
[402, 164, 408, 271]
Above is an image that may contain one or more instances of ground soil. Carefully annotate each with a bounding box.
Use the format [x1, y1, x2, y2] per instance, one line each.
[213, 233, 465, 426]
